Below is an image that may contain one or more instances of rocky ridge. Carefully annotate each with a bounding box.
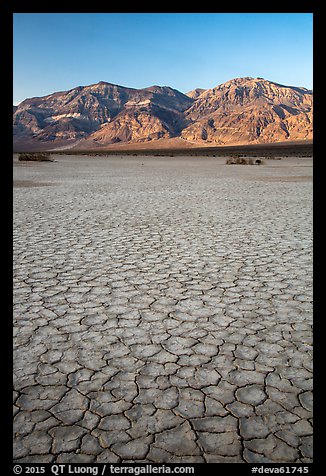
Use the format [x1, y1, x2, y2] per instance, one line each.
[181, 77, 313, 145]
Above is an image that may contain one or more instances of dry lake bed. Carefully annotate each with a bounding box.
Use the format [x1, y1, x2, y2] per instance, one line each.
[13, 154, 313, 463]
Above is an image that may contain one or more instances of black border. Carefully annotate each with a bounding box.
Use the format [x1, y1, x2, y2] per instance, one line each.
[5, 1, 317, 12]
[4, 2, 319, 474]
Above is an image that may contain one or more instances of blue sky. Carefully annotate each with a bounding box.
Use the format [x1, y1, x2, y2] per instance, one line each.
[13, 13, 313, 105]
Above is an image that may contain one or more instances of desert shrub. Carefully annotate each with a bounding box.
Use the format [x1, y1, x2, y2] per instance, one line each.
[226, 156, 264, 165]
[18, 152, 53, 162]
[226, 156, 247, 165]
[225, 157, 235, 164]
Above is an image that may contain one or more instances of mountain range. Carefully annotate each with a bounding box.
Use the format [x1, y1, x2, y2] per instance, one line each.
[13, 77, 313, 151]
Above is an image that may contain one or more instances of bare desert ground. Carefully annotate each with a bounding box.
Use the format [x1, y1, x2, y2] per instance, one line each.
[13, 155, 313, 463]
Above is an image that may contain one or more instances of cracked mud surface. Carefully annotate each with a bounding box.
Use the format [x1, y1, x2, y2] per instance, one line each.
[13, 155, 313, 463]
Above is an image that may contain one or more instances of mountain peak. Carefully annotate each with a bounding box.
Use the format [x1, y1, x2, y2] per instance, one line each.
[186, 88, 206, 99]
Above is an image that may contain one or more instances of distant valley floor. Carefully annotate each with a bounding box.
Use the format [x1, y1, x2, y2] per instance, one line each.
[14, 139, 313, 158]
